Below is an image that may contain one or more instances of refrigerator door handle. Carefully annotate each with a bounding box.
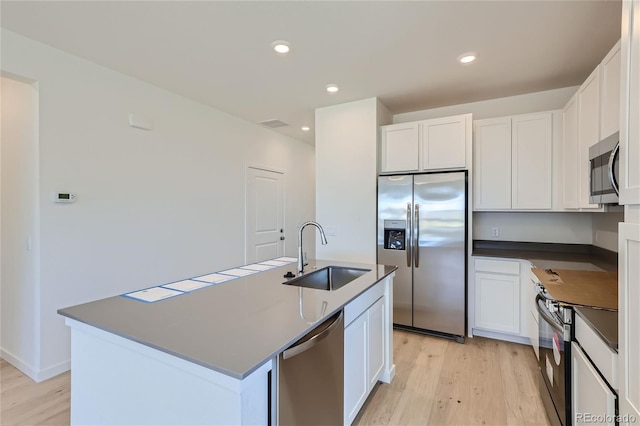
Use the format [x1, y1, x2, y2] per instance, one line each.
[406, 203, 412, 267]
[414, 203, 420, 268]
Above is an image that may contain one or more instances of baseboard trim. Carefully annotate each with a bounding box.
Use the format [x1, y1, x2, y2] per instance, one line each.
[471, 328, 532, 346]
[1, 348, 70, 382]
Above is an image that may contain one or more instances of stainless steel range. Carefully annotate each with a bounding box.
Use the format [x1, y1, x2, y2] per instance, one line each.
[536, 285, 572, 426]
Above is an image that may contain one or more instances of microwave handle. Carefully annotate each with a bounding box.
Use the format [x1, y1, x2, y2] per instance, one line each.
[608, 143, 620, 196]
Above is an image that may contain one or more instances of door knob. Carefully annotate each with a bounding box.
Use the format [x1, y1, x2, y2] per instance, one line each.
[280, 236, 286, 240]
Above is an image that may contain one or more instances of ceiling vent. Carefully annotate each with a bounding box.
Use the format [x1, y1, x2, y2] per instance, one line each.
[259, 119, 288, 128]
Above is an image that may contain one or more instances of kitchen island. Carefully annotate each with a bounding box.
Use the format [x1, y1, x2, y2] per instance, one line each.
[58, 259, 396, 425]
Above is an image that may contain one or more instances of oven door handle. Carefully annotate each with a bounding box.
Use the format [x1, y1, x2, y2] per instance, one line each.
[536, 294, 564, 334]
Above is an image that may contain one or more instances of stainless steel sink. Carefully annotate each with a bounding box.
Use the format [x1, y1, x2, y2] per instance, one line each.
[283, 266, 370, 291]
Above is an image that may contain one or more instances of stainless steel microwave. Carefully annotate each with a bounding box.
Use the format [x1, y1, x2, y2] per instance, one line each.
[589, 131, 620, 204]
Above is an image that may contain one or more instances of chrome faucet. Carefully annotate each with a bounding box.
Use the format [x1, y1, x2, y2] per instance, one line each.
[297, 221, 328, 274]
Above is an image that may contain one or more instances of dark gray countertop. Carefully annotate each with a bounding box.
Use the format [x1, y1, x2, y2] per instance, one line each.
[472, 240, 618, 353]
[472, 240, 618, 272]
[58, 259, 396, 380]
[574, 306, 618, 352]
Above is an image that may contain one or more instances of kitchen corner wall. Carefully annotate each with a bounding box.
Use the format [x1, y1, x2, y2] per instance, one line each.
[1, 29, 315, 381]
[315, 98, 391, 264]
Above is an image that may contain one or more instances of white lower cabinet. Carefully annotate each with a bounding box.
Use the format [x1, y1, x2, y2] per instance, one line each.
[344, 296, 385, 425]
[475, 272, 520, 333]
[528, 267, 540, 360]
[344, 311, 368, 424]
[571, 341, 617, 425]
[474, 258, 521, 335]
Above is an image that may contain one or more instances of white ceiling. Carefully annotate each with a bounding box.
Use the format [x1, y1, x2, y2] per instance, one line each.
[1, 1, 622, 144]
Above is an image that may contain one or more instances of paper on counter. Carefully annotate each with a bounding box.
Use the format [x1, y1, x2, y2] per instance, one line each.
[241, 263, 274, 271]
[273, 257, 297, 263]
[259, 260, 288, 267]
[124, 287, 183, 303]
[162, 280, 212, 292]
[218, 268, 258, 277]
[192, 273, 237, 284]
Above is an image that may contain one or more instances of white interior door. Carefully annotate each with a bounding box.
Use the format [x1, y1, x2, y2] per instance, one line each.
[245, 166, 284, 263]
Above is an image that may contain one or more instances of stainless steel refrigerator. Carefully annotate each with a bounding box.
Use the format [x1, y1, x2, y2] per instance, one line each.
[377, 171, 467, 341]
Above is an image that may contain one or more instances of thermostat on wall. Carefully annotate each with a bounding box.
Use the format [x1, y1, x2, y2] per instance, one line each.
[52, 192, 76, 203]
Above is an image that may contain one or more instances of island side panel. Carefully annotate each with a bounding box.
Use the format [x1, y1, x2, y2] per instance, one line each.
[381, 273, 396, 383]
[67, 319, 270, 425]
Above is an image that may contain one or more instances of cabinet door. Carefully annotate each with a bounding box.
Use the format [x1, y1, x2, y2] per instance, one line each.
[619, 221, 640, 422]
[511, 113, 553, 209]
[473, 117, 512, 210]
[380, 123, 419, 173]
[344, 312, 368, 425]
[571, 342, 617, 425]
[420, 115, 467, 170]
[367, 297, 384, 391]
[563, 94, 580, 209]
[600, 41, 621, 140]
[474, 272, 520, 334]
[620, 0, 640, 205]
[577, 67, 601, 209]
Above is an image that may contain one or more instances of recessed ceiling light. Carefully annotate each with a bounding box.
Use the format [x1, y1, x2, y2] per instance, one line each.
[326, 84, 339, 93]
[458, 52, 477, 64]
[271, 40, 290, 54]
[301, 126, 311, 132]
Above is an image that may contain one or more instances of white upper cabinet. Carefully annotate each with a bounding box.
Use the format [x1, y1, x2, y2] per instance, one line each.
[473, 112, 553, 211]
[562, 40, 621, 211]
[511, 113, 553, 209]
[600, 40, 621, 140]
[379, 122, 419, 173]
[419, 115, 467, 170]
[380, 114, 471, 173]
[577, 66, 602, 209]
[473, 117, 512, 209]
[620, 0, 640, 205]
[563, 94, 580, 209]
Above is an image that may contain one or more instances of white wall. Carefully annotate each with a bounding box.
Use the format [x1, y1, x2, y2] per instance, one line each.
[394, 86, 579, 123]
[1, 76, 40, 376]
[1, 29, 315, 381]
[315, 98, 391, 264]
[592, 211, 624, 252]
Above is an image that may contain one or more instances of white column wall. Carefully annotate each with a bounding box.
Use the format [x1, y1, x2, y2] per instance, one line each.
[1, 29, 315, 381]
[315, 98, 390, 264]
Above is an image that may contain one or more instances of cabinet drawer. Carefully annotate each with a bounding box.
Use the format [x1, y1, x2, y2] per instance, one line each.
[344, 280, 384, 327]
[575, 314, 618, 389]
[474, 258, 520, 275]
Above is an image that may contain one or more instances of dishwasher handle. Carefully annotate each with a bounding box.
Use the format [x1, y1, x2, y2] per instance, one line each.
[282, 310, 343, 360]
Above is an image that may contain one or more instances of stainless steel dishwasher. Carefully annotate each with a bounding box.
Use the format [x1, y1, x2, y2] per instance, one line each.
[278, 310, 344, 425]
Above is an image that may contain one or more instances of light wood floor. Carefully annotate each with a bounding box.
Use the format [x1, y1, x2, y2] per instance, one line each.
[0, 330, 549, 426]
[355, 330, 550, 426]
[1, 359, 70, 426]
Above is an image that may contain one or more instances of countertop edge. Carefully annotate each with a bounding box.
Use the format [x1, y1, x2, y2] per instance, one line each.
[472, 240, 618, 272]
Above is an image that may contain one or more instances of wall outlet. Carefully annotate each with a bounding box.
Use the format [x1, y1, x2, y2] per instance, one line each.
[491, 227, 500, 237]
